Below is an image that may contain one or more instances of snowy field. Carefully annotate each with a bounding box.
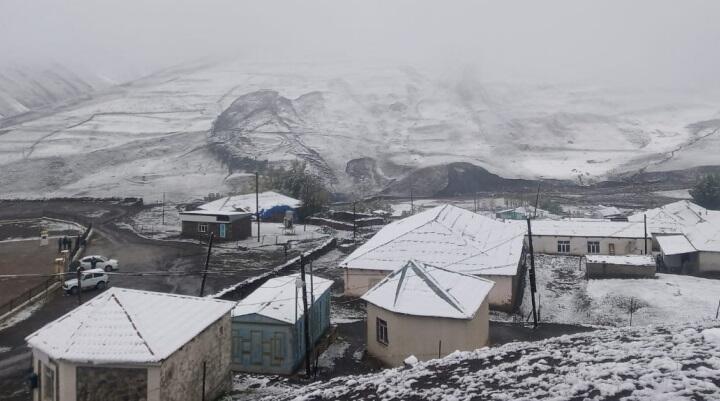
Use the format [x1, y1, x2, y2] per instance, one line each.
[511, 255, 720, 327]
[269, 322, 720, 401]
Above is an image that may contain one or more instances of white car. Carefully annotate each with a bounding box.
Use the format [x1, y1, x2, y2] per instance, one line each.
[63, 269, 109, 294]
[79, 255, 119, 272]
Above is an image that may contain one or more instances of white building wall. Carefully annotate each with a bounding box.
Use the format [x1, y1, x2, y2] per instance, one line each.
[529, 236, 647, 256]
[366, 301, 490, 367]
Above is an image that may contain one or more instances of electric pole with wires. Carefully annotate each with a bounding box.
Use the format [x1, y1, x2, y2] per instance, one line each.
[199, 233, 214, 297]
[526, 218, 538, 328]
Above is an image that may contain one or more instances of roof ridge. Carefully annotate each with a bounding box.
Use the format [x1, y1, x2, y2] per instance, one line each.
[409, 261, 466, 316]
[342, 206, 445, 264]
[60, 294, 107, 357]
[111, 293, 156, 357]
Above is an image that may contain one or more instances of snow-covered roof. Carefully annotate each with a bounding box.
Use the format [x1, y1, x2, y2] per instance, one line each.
[630, 201, 720, 252]
[596, 205, 623, 217]
[656, 235, 696, 255]
[530, 220, 647, 238]
[340, 204, 526, 276]
[232, 273, 333, 324]
[180, 210, 251, 216]
[585, 254, 655, 266]
[361, 260, 494, 319]
[199, 191, 301, 214]
[26, 288, 234, 364]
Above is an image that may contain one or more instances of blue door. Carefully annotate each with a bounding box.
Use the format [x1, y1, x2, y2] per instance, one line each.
[219, 223, 227, 238]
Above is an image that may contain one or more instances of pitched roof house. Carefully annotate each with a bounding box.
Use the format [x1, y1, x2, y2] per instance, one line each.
[341, 204, 525, 310]
[26, 288, 235, 401]
[362, 260, 494, 366]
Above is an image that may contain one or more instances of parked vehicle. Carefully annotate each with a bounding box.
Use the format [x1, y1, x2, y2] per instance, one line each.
[79, 255, 119, 272]
[63, 269, 109, 294]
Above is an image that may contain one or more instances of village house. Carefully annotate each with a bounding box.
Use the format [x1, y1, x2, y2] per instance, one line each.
[628, 200, 720, 273]
[362, 260, 494, 367]
[179, 210, 252, 241]
[198, 191, 302, 221]
[341, 204, 526, 311]
[231, 273, 333, 375]
[585, 254, 656, 279]
[527, 220, 651, 256]
[495, 206, 557, 220]
[25, 288, 235, 401]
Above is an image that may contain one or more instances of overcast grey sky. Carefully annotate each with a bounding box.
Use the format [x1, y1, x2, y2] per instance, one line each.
[1, 0, 719, 88]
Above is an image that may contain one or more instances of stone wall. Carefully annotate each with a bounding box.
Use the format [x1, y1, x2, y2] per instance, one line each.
[76, 366, 147, 401]
[159, 314, 232, 401]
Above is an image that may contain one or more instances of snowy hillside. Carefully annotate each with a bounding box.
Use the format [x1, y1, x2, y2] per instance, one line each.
[267, 322, 720, 401]
[0, 60, 719, 201]
[0, 63, 114, 120]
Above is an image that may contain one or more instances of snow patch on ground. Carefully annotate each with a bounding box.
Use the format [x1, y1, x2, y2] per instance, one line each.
[317, 341, 351, 370]
[0, 301, 44, 332]
[268, 322, 720, 401]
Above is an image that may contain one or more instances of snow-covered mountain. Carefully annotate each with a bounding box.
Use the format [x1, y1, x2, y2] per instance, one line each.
[0, 63, 115, 120]
[0, 60, 719, 201]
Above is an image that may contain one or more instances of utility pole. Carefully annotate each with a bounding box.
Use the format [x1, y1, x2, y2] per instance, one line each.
[256, 172, 261, 242]
[526, 218, 538, 328]
[644, 214, 648, 255]
[199, 233, 214, 297]
[299, 254, 312, 377]
[409, 175, 414, 215]
[76, 267, 82, 305]
[533, 184, 541, 219]
[162, 192, 165, 225]
[352, 202, 357, 243]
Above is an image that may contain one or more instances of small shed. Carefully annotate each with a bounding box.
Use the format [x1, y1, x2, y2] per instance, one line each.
[198, 191, 302, 221]
[25, 288, 235, 401]
[231, 273, 333, 374]
[179, 210, 252, 241]
[585, 254, 656, 279]
[362, 260, 495, 367]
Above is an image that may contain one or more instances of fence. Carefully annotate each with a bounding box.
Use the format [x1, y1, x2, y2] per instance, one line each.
[0, 222, 93, 321]
[0, 278, 57, 318]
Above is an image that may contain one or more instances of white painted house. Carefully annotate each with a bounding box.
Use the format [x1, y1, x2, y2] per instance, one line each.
[629, 200, 720, 273]
[341, 204, 526, 311]
[362, 260, 494, 367]
[528, 220, 651, 256]
[26, 288, 235, 401]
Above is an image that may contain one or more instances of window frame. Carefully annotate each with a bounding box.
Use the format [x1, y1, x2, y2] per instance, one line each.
[376, 317, 389, 345]
[557, 240, 570, 254]
[587, 241, 600, 254]
[198, 223, 208, 233]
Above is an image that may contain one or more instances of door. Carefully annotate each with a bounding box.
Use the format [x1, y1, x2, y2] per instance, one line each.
[219, 223, 227, 239]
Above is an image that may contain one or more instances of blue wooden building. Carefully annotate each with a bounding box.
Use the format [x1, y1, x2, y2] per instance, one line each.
[230, 273, 333, 374]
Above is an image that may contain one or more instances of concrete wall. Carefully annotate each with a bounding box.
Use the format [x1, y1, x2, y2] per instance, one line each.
[365, 301, 489, 367]
[586, 262, 655, 279]
[699, 252, 720, 273]
[530, 236, 647, 256]
[345, 268, 515, 310]
[76, 366, 147, 401]
[344, 268, 388, 297]
[159, 314, 232, 401]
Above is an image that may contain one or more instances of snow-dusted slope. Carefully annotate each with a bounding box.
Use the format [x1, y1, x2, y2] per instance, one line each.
[0, 60, 719, 201]
[0, 63, 113, 119]
[269, 322, 720, 401]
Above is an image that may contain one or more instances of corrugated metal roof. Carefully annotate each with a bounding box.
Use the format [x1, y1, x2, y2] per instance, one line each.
[361, 260, 494, 319]
[657, 235, 696, 255]
[232, 273, 333, 324]
[341, 204, 526, 276]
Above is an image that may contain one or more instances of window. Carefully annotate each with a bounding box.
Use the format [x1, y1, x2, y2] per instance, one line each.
[609, 243, 616, 255]
[587, 241, 600, 254]
[376, 317, 388, 345]
[198, 223, 208, 233]
[557, 240, 570, 254]
[42, 364, 55, 401]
